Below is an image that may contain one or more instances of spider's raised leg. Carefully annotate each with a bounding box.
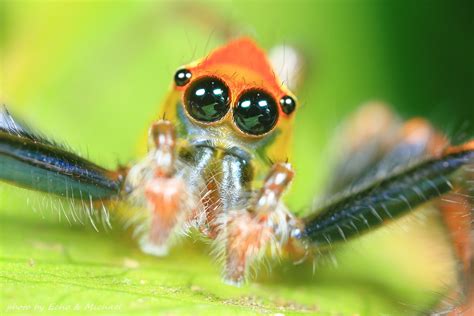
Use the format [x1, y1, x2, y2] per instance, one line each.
[0, 105, 124, 202]
[321, 103, 473, 311]
[325, 102, 448, 195]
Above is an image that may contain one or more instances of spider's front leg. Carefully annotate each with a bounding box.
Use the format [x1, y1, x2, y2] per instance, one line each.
[126, 120, 203, 256]
[143, 121, 186, 254]
[221, 162, 303, 285]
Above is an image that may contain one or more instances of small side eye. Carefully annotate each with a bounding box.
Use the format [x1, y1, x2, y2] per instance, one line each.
[174, 68, 192, 86]
[233, 89, 278, 136]
[184, 76, 230, 122]
[280, 95, 296, 115]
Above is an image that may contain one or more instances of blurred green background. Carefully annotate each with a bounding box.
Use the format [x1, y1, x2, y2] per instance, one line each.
[1, 1, 472, 315]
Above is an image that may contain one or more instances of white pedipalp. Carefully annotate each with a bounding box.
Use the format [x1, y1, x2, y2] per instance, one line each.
[125, 149, 205, 256]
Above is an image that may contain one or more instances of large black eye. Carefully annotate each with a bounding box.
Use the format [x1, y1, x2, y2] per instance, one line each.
[184, 77, 230, 122]
[174, 68, 192, 86]
[233, 89, 278, 135]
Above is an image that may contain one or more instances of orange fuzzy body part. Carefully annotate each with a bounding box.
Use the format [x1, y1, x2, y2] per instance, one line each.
[400, 118, 448, 155]
[174, 37, 292, 116]
[145, 177, 186, 246]
[225, 212, 273, 284]
[193, 38, 287, 102]
[437, 193, 472, 283]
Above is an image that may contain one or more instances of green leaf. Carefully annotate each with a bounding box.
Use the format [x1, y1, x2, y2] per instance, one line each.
[1, 186, 456, 315]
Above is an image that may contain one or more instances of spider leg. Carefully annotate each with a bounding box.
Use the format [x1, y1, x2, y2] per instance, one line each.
[222, 162, 302, 285]
[322, 104, 473, 309]
[301, 141, 473, 247]
[325, 102, 449, 196]
[126, 120, 202, 256]
[0, 105, 123, 201]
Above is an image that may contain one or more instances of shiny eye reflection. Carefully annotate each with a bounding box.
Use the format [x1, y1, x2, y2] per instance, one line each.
[184, 77, 230, 122]
[233, 89, 278, 136]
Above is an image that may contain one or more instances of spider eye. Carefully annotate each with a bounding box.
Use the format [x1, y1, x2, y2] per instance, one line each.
[184, 77, 230, 122]
[233, 89, 278, 136]
[174, 68, 192, 86]
[280, 95, 296, 115]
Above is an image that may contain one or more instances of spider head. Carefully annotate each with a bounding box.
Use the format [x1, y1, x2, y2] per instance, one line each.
[160, 37, 297, 164]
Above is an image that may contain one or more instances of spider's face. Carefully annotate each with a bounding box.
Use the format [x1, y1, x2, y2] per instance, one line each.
[159, 38, 297, 164]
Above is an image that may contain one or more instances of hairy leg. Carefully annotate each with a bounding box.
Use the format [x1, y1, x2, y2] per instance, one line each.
[221, 163, 302, 285]
[126, 120, 198, 256]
